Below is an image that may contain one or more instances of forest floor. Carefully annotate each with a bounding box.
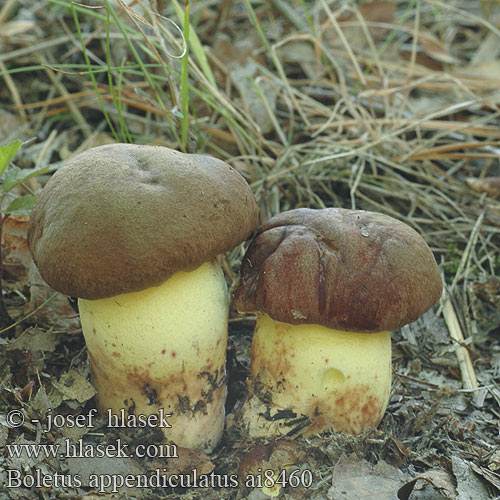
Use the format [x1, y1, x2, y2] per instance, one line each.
[0, 1, 500, 499]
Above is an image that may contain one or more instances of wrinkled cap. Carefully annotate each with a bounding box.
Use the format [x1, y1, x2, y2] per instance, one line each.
[234, 208, 442, 332]
[28, 144, 259, 300]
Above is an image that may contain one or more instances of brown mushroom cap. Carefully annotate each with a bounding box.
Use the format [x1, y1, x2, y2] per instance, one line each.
[234, 208, 442, 332]
[28, 144, 259, 300]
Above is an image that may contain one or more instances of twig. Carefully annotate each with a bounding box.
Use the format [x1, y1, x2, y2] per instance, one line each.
[442, 294, 479, 397]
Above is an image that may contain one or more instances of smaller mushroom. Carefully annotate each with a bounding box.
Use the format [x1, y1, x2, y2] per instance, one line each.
[234, 208, 442, 437]
[238, 440, 306, 497]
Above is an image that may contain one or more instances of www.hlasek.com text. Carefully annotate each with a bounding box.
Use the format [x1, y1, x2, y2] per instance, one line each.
[6, 437, 177, 460]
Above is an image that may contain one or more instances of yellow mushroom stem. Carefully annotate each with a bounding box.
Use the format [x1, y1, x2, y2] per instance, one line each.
[78, 260, 228, 452]
[243, 313, 392, 437]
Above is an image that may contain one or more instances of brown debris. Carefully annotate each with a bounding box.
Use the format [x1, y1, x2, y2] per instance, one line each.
[466, 176, 500, 198]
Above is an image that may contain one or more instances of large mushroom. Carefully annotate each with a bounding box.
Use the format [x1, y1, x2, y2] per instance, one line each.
[28, 144, 259, 451]
[234, 208, 442, 437]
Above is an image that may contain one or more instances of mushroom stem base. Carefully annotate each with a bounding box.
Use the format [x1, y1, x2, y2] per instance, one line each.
[242, 313, 392, 437]
[79, 260, 229, 452]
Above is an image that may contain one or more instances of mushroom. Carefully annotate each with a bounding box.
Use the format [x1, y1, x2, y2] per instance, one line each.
[27, 144, 259, 451]
[234, 208, 442, 437]
[238, 440, 306, 497]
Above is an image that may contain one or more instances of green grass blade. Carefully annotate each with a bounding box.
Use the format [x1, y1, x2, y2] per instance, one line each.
[105, 7, 132, 143]
[242, 0, 272, 53]
[0, 140, 22, 178]
[180, 3, 190, 149]
[171, 0, 216, 88]
[105, 0, 180, 144]
[70, 1, 118, 139]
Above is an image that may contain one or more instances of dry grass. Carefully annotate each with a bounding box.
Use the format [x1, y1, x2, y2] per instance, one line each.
[1, 1, 500, 499]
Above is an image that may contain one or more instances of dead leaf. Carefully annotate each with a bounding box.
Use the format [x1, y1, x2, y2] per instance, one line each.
[470, 32, 500, 65]
[1, 214, 80, 329]
[327, 455, 407, 500]
[420, 33, 459, 65]
[324, 1, 396, 51]
[31, 384, 60, 415]
[212, 36, 277, 134]
[485, 205, 500, 227]
[27, 262, 81, 331]
[359, 1, 395, 20]
[212, 36, 263, 72]
[8, 327, 58, 353]
[62, 439, 145, 495]
[52, 369, 96, 404]
[452, 455, 491, 500]
[488, 450, 500, 472]
[0, 110, 26, 144]
[455, 61, 500, 80]
[398, 468, 457, 499]
[468, 461, 500, 494]
[466, 176, 500, 197]
[1, 215, 31, 292]
[275, 40, 323, 80]
[342, 1, 395, 38]
[399, 47, 444, 71]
